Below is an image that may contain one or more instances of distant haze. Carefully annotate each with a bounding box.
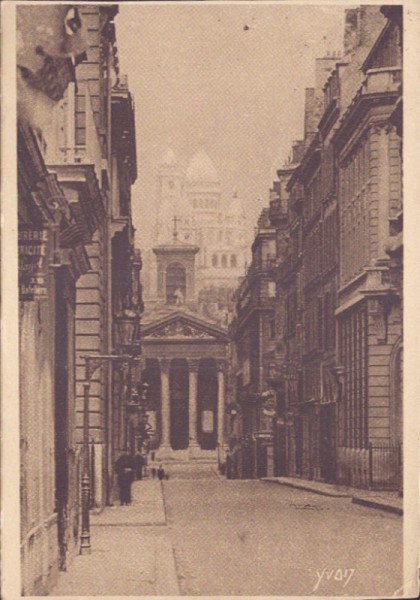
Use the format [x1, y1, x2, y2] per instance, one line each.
[116, 3, 345, 250]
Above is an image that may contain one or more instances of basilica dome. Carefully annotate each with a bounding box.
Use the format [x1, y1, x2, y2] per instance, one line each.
[186, 149, 219, 183]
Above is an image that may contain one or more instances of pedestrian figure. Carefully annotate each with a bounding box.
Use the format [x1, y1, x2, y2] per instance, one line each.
[115, 453, 135, 505]
[151, 451, 156, 461]
[157, 465, 165, 481]
[151, 467, 156, 479]
[135, 451, 144, 480]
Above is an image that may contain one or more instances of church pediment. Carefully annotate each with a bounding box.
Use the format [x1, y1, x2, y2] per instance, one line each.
[142, 312, 227, 342]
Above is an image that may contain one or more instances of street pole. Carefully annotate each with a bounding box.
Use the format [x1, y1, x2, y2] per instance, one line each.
[80, 381, 91, 554]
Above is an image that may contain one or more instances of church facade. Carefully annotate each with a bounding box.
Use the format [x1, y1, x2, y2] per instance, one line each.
[140, 231, 229, 460]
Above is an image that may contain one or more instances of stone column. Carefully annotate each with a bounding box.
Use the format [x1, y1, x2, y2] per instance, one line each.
[157, 358, 173, 459]
[217, 361, 226, 449]
[188, 359, 200, 457]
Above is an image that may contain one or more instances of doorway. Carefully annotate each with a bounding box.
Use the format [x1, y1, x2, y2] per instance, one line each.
[170, 359, 189, 449]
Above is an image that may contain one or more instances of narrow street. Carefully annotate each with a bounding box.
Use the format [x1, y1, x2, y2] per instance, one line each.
[164, 463, 402, 597]
[50, 462, 402, 596]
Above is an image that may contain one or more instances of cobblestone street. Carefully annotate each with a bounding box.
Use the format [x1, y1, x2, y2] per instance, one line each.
[164, 464, 402, 596]
[51, 463, 402, 597]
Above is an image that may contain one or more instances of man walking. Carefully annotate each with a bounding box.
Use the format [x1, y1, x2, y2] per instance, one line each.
[115, 452, 135, 505]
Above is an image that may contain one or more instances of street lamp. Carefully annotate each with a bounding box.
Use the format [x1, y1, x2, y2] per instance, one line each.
[80, 309, 140, 555]
[127, 382, 150, 455]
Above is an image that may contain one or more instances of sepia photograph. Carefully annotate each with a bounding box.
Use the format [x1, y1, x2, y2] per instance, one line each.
[1, 0, 419, 598]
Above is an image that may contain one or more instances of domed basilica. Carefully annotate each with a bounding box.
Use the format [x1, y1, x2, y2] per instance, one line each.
[144, 148, 250, 325]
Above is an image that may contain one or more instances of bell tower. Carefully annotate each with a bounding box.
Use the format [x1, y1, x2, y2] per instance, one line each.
[153, 217, 199, 307]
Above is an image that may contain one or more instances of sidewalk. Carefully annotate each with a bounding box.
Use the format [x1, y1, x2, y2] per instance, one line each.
[49, 480, 179, 596]
[262, 476, 403, 515]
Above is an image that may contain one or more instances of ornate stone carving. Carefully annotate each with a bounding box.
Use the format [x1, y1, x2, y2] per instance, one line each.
[147, 320, 217, 340]
[369, 298, 391, 344]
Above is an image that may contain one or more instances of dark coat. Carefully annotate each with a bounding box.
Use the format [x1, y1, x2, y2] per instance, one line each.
[115, 454, 135, 484]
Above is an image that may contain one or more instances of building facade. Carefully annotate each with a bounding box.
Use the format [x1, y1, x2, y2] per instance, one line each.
[333, 5, 402, 488]
[277, 5, 403, 489]
[230, 5, 403, 491]
[228, 209, 278, 479]
[18, 5, 142, 594]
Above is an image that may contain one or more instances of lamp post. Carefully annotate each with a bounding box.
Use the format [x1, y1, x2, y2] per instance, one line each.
[79, 309, 140, 555]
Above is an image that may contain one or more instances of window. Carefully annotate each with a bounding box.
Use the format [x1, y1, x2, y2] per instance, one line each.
[339, 305, 368, 448]
[166, 262, 186, 304]
[230, 254, 237, 268]
[212, 254, 218, 267]
[221, 255, 227, 267]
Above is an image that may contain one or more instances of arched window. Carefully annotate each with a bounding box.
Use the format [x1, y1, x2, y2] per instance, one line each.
[230, 254, 237, 267]
[166, 262, 186, 305]
[212, 254, 218, 267]
[221, 254, 227, 267]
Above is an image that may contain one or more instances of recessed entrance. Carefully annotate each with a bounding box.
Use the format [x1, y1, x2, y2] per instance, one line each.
[198, 358, 217, 450]
[170, 359, 189, 449]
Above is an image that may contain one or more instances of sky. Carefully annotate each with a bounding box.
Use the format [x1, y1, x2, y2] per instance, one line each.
[116, 2, 345, 250]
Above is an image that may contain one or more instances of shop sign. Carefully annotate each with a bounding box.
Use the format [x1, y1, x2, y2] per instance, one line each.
[18, 227, 51, 300]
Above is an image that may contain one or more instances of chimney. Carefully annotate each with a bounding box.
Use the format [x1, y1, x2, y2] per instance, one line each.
[343, 8, 360, 57]
[358, 5, 385, 47]
[315, 56, 338, 94]
[304, 86, 324, 141]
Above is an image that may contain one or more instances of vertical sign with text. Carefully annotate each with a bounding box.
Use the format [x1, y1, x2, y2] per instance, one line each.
[18, 227, 51, 300]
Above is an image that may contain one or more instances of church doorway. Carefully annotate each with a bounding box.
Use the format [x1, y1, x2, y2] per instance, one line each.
[170, 359, 189, 449]
[166, 262, 186, 305]
[197, 358, 218, 450]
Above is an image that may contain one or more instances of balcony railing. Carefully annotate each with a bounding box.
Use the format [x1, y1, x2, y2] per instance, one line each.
[246, 255, 277, 275]
[363, 67, 402, 96]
